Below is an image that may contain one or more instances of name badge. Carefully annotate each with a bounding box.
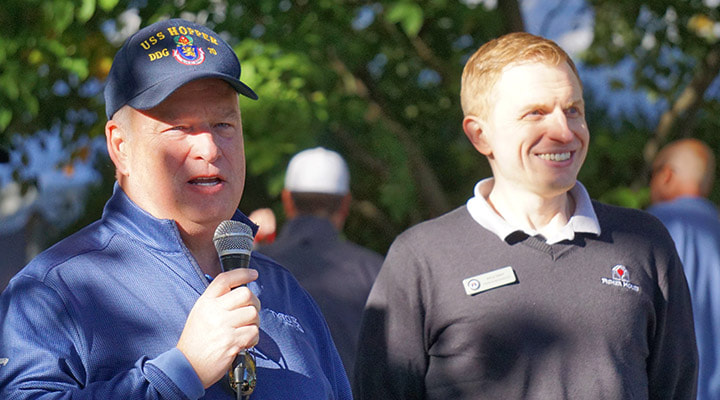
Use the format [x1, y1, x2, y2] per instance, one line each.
[462, 266, 517, 296]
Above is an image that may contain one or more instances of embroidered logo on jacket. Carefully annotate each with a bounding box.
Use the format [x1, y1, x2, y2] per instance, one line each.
[0, 358, 8, 367]
[266, 309, 305, 333]
[601, 264, 640, 292]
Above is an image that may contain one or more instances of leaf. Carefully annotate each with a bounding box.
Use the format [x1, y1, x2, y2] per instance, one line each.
[0, 109, 12, 131]
[385, 2, 424, 37]
[598, 186, 649, 209]
[60, 57, 90, 79]
[43, 1, 75, 32]
[98, 0, 120, 11]
[77, 0, 96, 23]
[0, 70, 20, 100]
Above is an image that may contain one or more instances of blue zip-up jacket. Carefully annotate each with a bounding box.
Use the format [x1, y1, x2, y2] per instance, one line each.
[0, 184, 352, 399]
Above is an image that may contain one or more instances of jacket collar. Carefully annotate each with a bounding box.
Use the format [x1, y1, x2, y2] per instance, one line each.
[101, 183, 258, 252]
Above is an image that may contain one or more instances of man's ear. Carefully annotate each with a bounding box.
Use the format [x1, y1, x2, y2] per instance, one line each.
[650, 164, 677, 203]
[656, 165, 674, 185]
[105, 118, 130, 176]
[462, 115, 492, 156]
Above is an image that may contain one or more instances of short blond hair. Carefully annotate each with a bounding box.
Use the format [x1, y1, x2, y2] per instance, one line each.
[460, 32, 581, 118]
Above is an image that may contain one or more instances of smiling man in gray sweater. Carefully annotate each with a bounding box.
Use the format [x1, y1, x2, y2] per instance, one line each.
[354, 32, 698, 400]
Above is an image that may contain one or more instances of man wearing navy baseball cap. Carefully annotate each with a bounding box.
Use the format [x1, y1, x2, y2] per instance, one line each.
[103, 18, 258, 120]
[0, 19, 351, 400]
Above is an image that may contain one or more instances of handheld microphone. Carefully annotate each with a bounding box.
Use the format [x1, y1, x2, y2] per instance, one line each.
[213, 220, 256, 399]
[213, 220, 254, 272]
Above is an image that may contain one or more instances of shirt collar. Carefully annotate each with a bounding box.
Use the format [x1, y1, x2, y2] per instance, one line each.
[466, 178, 601, 244]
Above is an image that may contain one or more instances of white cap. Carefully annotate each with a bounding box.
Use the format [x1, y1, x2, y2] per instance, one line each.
[284, 147, 350, 195]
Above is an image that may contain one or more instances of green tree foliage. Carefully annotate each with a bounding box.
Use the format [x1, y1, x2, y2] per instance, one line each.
[0, 0, 120, 195]
[227, 1, 513, 249]
[2, 0, 518, 252]
[585, 0, 720, 204]
[2, 0, 719, 254]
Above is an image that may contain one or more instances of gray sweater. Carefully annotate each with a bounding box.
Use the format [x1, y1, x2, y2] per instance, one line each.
[355, 202, 697, 399]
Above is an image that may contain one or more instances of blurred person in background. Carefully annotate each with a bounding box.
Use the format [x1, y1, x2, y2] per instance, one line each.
[248, 207, 277, 247]
[648, 138, 720, 400]
[257, 147, 384, 388]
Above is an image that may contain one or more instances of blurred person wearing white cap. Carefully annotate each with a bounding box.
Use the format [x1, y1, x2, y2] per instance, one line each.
[256, 147, 384, 389]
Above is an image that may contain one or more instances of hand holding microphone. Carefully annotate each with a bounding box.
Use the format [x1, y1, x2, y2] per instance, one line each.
[176, 221, 259, 397]
[213, 221, 258, 398]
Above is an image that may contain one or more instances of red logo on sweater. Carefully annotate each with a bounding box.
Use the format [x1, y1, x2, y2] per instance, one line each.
[602, 264, 640, 292]
[612, 265, 628, 281]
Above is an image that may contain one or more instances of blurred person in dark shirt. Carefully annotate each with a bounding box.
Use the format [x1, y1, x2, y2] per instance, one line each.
[257, 147, 383, 387]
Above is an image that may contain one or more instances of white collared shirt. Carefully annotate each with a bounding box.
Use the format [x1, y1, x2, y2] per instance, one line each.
[466, 178, 601, 244]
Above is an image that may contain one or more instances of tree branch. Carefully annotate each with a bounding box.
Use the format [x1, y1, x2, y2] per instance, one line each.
[326, 48, 451, 217]
[498, 0, 525, 33]
[635, 40, 720, 188]
[331, 125, 391, 180]
[380, 17, 452, 83]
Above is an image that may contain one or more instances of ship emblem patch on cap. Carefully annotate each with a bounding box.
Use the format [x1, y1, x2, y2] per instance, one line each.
[172, 35, 205, 65]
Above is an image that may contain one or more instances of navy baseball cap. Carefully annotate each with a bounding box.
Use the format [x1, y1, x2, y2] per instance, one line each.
[104, 18, 258, 119]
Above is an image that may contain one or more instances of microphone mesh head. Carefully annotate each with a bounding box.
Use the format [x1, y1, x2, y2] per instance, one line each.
[213, 220, 254, 256]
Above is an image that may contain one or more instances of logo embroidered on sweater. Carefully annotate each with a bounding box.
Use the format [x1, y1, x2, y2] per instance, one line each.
[0, 358, 8, 367]
[601, 264, 640, 292]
